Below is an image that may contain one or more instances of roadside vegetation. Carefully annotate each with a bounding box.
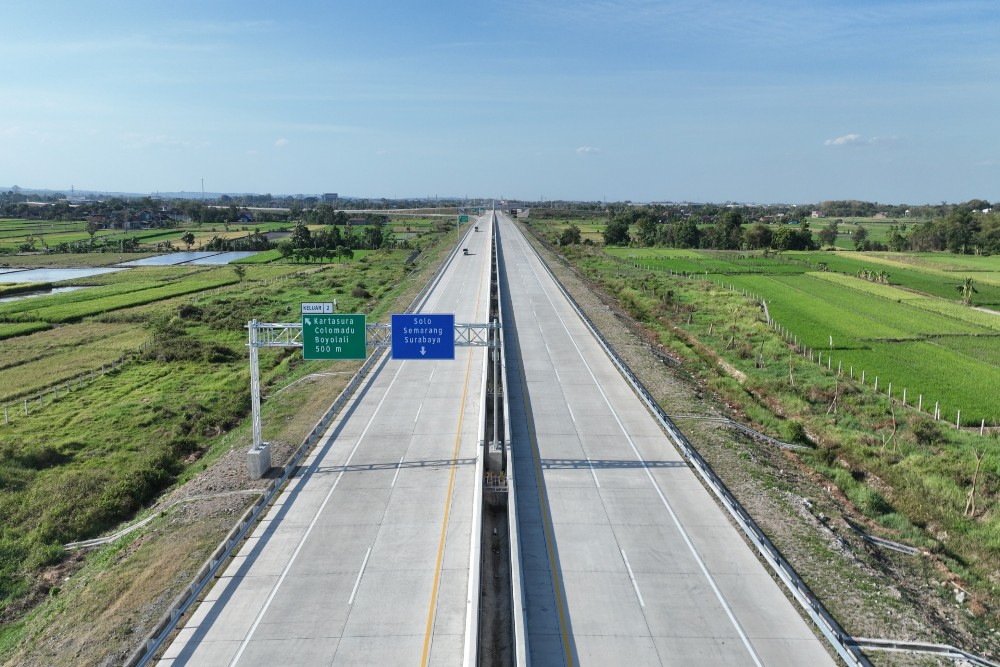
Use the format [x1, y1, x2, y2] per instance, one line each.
[525, 211, 1000, 638]
[0, 211, 460, 661]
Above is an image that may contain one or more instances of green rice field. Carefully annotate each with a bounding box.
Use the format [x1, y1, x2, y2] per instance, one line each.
[606, 247, 1000, 424]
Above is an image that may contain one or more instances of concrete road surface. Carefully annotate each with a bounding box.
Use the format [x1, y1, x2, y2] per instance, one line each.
[498, 212, 836, 667]
[160, 215, 493, 666]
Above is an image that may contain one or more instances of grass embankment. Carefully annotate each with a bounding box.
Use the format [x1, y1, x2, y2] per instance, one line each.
[546, 239, 1000, 618]
[0, 230, 451, 652]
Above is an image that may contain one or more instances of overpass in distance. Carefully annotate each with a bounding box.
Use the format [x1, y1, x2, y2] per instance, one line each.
[158, 210, 844, 666]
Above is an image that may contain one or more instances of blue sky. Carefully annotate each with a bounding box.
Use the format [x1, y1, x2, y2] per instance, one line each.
[3, 0, 999, 203]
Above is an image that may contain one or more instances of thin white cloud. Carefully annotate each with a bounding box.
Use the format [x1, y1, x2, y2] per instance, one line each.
[274, 138, 290, 149]
[824, 134, 898, 147]
[577, 146, 600, 154]
[825, 133, 864, 146]
[121, 133, 206, 151]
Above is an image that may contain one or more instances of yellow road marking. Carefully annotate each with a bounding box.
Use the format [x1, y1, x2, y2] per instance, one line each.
[488, 214, 572, 663]
[510, 266, 574, 665]
[421, 222, 489, 665]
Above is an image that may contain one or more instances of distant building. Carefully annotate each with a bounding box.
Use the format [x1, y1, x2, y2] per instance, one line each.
[874, 212, 888, 219]
[810, 211, 822, 218]
[322, 193, 339, 205]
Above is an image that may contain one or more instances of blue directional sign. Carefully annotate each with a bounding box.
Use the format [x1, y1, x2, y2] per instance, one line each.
[391, 313, 455, 360]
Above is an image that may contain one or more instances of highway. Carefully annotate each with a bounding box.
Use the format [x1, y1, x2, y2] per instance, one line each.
[159, 208, 842, 666]
[159, 215, 493, 665]
[497, 211, 836, 666]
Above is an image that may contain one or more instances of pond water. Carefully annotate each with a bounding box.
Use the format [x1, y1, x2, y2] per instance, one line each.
[188, 251, 260, 265]
[0, 267, 123, 283]
[0, 286, 88, 303]
[119, 252, 225, 266]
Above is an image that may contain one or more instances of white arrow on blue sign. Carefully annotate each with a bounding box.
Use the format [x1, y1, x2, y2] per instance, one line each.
[391, 313, 455, 360]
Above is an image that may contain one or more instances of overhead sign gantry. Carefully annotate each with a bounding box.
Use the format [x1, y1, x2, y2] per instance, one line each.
[245, 312, 497, 478]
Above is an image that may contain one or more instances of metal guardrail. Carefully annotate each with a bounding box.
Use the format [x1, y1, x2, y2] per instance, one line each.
[842, 518, 921, 557]
[506, 217, 872, 667]
[495, 217, 529, 667]
[726, 419, 810, 451]
[127, 229, 474, 667]
[848, 638, 1000, 667]
[64, 490, 263, 552]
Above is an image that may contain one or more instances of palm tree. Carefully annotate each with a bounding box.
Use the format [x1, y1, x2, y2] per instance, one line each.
[956, 277, 978, 306]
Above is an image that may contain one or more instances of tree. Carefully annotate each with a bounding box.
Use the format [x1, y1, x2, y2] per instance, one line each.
[944, 209, 979, 253]
[718, 210, 745, 250]
[361, 226, 384, 250]
[233, 265, 246, 282]
[86, 219, 101, 242]
[908, 222, 945, 251]
[602, 218, 631, 246]
[743, 222, 772, 250]
[886, 225, 908, 252]
[675, 218, 700, 248]
[977, 216, 1000, 254]
[290, 221, 312, 248]
[956, 277, 978, 306]
[560, 224, 582, 245]
[635, 215, 659, 246]
[853, 225, 869, 250]
[181, 231, 196, 250]
[818, 219, 839, 247]
[771, 223, 816, 251]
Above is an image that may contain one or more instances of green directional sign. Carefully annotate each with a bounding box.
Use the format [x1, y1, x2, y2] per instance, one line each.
[458, 215, 469, 223]
[302, 314, 367, 360]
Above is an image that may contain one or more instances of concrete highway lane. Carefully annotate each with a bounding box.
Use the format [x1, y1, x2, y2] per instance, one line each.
[498, 212, 836, 667]
[159, 215, 493, 666]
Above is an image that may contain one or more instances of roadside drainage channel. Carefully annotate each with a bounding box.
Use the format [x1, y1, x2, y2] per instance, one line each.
[475, 212, 520, 667]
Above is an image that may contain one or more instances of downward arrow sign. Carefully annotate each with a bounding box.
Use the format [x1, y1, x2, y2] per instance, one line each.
[420, 346, 426, 356]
